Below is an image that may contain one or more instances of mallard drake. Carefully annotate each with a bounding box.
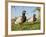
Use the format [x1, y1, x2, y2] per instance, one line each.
[28, 14, 37, 23]
[15, 10, 26, 24]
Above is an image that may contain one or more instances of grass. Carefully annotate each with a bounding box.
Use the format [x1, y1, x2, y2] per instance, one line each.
[11, 21, 40, 31]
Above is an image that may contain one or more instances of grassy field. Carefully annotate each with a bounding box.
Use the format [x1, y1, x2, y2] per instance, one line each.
[11, 21, 40, 31]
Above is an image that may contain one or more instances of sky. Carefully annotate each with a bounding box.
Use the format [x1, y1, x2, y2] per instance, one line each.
[11, 6, 40, 19]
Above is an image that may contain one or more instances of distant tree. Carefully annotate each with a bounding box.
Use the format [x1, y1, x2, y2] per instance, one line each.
[36, 7, 40, 22]
[36, 7, 40, 12]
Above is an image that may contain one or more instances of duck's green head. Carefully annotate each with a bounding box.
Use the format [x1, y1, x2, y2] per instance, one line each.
[22, 10, 26, 16]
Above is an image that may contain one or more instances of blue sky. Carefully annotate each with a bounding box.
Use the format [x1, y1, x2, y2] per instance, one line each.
[11, 6, 40, 19]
